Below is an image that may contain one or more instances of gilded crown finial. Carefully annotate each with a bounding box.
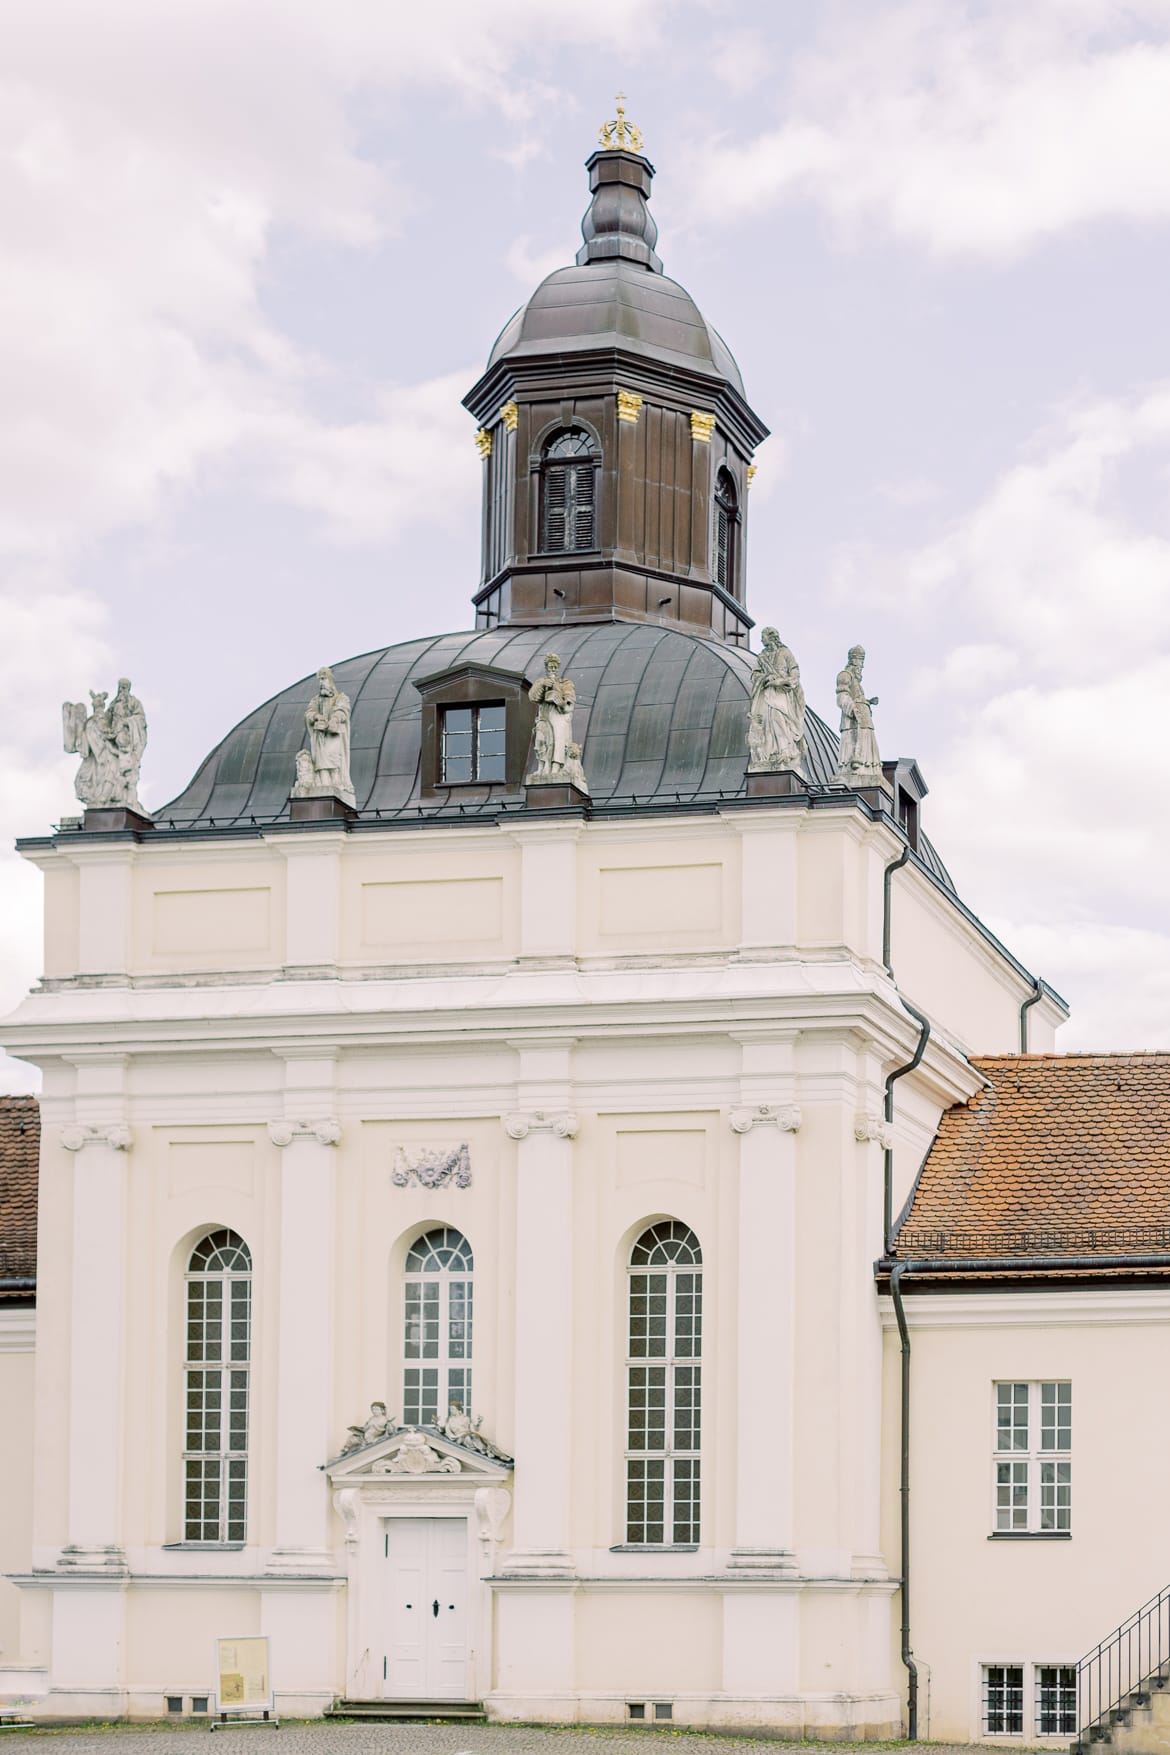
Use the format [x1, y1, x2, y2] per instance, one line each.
[599, 92, 644, 154]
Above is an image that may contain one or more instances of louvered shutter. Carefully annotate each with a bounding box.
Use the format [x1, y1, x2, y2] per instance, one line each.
[570, 462, 595, 550]
[544, 465, 568, 552]
[714, 503, 729, 588]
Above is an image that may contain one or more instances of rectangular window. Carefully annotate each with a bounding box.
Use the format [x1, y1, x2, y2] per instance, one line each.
[979, 1663, 1077, 1740]
[439, 703, 506, 784]
[983, 1665, 1025, 1735]
[993, 1382, 1071, 1532]
[1035, 1666, 1077, 1737]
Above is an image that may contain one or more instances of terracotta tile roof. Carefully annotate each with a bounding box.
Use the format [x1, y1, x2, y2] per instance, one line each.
[0, 1095, 38, 1297]
[892, 1054, 1170, 1263]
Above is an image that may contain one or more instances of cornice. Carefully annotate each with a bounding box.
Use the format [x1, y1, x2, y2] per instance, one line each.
[0, 983, 977, 1100]
[0, 1309, 36, 1352]
[877, 1288, 1170, 1328]
[463, 347, 769, 452]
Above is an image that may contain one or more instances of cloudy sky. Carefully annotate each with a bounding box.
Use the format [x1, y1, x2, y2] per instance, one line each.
[3, 0, 1168, 1087]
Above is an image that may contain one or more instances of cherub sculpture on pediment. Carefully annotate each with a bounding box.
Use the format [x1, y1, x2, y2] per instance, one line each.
[439, 1402, 513, 1465]
[338, 1400, 399, 1454]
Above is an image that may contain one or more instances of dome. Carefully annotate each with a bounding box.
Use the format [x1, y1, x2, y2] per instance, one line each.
[158, 621, 952, 894]
[164, 624, 789, 823]
[488, 261, 746, 398]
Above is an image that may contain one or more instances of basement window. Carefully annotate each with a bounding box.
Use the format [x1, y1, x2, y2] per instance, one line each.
[983, 1665, 1024, 1735]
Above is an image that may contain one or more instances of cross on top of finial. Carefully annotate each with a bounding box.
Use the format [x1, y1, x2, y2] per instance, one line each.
[599, 92, 645, 154]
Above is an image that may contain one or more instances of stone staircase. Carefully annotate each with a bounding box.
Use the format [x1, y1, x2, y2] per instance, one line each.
[1077, 1666, 1170, 1753]
[327, 1699, 487, 1723]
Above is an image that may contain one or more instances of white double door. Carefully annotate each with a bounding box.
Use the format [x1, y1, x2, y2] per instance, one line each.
[382, 1516, 470, 1700]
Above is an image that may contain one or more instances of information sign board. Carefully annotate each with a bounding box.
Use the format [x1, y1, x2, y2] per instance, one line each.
[214, 1636, 273, 1716]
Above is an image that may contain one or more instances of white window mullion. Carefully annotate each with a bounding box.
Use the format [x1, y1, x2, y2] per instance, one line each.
[625, 1222, 702, 1547]
[183, 1229, 251, 1545]
[403, 1227, 473, 1427]
[992, 1381, 1071, 1535]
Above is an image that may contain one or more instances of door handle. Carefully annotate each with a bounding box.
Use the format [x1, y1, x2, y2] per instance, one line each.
[432, 1599, 439, 1617]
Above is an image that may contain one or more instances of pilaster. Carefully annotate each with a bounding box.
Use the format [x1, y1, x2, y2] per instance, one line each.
[73, 848, 135, 979]
[272, 830, 345, 973]
[60, 1117, 132, 1569]
[511, 821, 583, 964]
[728, 1033, 800, 1572]
[501, 1041, 577, 1573]
[268, 1051, 341, 1572]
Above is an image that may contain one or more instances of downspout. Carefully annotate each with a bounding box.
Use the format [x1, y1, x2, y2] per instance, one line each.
[881, 843, 910, 974]
[890, 1263, 918, 1741]
[882, 841, 931, 1256]
[1019, 978, 1043, 1053]
[882, 839, 930, 1739]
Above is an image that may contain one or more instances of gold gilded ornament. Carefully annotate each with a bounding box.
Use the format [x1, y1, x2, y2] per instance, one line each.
[690, 411, 716, 443]
[473, 428, 493, 459]
[616, 390, 643, 425]
[498, 401, 519, 432]
[599, 93, 645, 154]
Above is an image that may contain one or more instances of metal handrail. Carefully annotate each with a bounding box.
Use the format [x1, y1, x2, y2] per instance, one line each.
[1077, 1584, 1170, 1748]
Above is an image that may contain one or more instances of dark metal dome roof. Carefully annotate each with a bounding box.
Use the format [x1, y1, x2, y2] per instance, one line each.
[159, 621, 953, 892]
[487, 261, 746, 397]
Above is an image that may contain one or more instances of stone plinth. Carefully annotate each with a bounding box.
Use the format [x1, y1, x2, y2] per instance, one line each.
[289, 793, 357, 822]
[524, 783, 590, 812]
[81, 807, 154, 833]
[745, 769, 805, 799]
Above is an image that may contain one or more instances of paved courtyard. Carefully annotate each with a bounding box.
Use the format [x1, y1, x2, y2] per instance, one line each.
[0, 1722, 999, 1755]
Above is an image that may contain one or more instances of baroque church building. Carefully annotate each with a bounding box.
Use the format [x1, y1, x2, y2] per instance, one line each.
[2, 116, 1170, 1744]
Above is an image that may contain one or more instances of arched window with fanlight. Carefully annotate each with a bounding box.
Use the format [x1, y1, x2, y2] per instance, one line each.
[713, 465, 739, 594]
[403, 1226, 474, 1426]
[541, 428, 597, 553]
[625, 1220, 703, 1546]
[184, 1228, 252, 1544]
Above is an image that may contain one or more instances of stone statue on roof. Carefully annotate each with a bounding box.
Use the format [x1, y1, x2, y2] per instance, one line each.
[526, 653, 588, 792]
[63, 677, 149, 813]
[833, 645, 882, 786]
[747, 628, 806, 773]
[292, 666, 356, 807]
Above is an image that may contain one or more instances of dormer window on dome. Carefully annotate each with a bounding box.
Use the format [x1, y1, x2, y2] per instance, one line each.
[542, 429, 597, 555]
[414, 662, 534, 798]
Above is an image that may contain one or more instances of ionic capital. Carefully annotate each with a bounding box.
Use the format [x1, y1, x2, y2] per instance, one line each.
[503, 1110, 579, 1141]
[854, 1114, 894, 1149]
[729, 1104, 801, 1135]
[268, 1117, 343, 1148]
[60, 1123, 132, 1153]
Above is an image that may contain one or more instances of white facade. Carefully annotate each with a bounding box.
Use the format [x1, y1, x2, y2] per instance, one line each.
[0, 793, 1104, 1738]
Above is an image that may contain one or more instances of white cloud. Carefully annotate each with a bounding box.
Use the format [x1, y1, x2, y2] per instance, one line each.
[0, 0, 677, 569]
[506, 236, 569, 286]
[248, 370, 480, 545]
[891, 384, 1170, 680]
[991, 921, 1170, 1051]
[687, 1, 1170, 257]
[865, 380, 1170, 1044]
